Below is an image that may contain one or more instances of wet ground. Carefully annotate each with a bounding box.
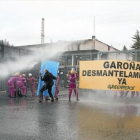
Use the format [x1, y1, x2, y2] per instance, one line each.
[0, 89, 140, 140]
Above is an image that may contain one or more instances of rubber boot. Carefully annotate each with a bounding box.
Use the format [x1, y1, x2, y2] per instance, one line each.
[39, 96, 43, 103]
[51, 97, 54, 102]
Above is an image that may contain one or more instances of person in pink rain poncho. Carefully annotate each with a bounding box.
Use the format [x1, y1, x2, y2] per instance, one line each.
[54, 73, 60, 100]
[7, 73, 18, 98]
[68, 70, 79, 101]
[28, 73, 37, 96]
[22, 74, 27, 94]
[16, 74, 27, 97]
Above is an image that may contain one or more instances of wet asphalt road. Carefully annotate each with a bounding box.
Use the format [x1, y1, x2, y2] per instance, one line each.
[0, 90, 140, 140]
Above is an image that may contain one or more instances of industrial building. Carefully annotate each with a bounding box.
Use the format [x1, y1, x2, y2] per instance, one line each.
[0, 18, 130, 90]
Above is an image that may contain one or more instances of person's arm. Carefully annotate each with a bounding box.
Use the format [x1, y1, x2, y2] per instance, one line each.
[23, 78, 27, 84]
[41, 75, 44, 81]
[75, 73, 79, 78]
[32, 77, 37, 82]
[51, 73, 57, 80]
[39, 73, 44, 81]
[71, 77, 77, 80]
[68, 75, 71, 80]
[53, 75, 57, 80]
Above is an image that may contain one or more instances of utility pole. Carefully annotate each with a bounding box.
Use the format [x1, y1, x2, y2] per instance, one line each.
[92, 16, 96, 50]
[93, 16, 95, 37]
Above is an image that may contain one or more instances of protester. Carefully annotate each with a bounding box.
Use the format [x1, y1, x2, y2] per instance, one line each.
[39, 69, 56, 103]
[14, 73, 21, 97]
[16, 74, 26, 97]
[7, 74, 17, 98]
[54, 72, 60, 100]
[68, 70, 79, 101]
[22, 74, 27, 94]
[125, 91, 139, 98]
[27, 73, 37, 96]
[114, 90, 125, 98]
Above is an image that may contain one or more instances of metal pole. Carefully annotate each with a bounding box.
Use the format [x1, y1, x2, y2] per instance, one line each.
[72, 55, 75, 70]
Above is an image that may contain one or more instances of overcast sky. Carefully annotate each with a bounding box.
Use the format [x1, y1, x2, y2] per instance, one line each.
[0, 0, 140, 50]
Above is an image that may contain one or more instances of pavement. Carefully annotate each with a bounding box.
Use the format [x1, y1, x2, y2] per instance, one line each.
[0, 89, 140, 140]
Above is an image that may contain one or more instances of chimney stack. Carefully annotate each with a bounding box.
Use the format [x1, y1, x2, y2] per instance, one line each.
[41, 18, 45, 44]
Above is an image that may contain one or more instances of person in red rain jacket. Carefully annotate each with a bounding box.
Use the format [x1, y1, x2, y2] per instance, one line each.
[28, 73, 37, 96]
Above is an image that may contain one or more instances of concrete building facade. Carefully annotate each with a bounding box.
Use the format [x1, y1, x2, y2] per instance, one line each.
[0, 38, 121, 90]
